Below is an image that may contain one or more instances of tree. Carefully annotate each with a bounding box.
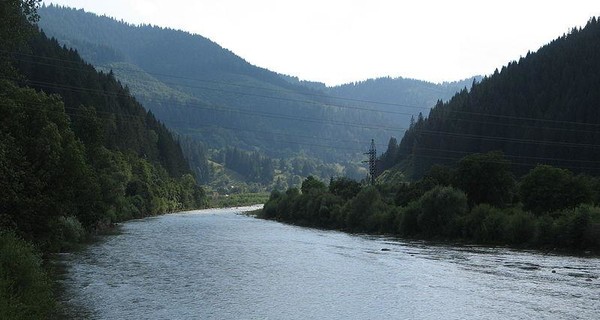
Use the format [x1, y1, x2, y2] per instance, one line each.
[329, 177, 361, 200]
[301, 176, 326, 195]
[453, 151, 515, 207]
[0, 0, 40, 74]
[417, 186, 468, 238]
[519, 165, 592, 215]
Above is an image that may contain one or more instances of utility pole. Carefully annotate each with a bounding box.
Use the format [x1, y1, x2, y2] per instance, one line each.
[363, 139, 377, 185]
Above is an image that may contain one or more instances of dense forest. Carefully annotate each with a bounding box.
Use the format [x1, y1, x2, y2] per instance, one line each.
[0, 1, 206, 318]
[36, 5, 474, 188]
[379, 17, 600, 180]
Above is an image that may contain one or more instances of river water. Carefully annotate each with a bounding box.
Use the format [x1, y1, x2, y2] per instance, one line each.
[59, 206, 599, 319]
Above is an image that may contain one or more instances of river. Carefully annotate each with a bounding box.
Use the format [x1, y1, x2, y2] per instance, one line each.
[59, 206, 599, 319]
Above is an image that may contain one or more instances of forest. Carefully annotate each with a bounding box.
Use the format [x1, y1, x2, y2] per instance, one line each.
[380, 17, 600, 179]
[0, 1, 206, 318]
[36, 4, 475, 189]
[262, 17, 600, 253]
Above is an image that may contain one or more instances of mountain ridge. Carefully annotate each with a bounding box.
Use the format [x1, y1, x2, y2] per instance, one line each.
[37, 4, 477, 187]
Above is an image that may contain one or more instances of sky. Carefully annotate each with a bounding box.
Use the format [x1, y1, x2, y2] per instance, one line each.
[43, 0, 600, 86]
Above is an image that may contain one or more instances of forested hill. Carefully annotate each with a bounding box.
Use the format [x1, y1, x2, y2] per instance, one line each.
[1, 3, 207, 248]
[327, 77, 479, 111]
[37, 5, 473, 187]
[380, 17, 600, 179]
[36, 5, 362, 157]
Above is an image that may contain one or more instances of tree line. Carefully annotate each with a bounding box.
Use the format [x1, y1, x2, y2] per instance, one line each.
[262, 152, 600, 252]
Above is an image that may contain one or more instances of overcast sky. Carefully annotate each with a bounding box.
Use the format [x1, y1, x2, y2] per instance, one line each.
[44, 0, 599, 86]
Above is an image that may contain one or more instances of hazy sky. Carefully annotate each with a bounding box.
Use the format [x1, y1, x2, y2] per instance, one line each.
[43, 0, 599, 86]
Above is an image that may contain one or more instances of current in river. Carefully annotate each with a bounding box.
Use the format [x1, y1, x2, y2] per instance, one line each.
[59, 206, 600, 319]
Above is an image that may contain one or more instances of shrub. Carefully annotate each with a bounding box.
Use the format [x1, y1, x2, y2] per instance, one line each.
[0, 231, 55, 320]
[479, 208, 509, 243]
[504, 209, 536, 245]
[417, 186, 468, 238]
[554, 205, 599, 249]
[396, 201, 421, 236]
[344, 186, 381, 231]
[464, 204, 498, 240]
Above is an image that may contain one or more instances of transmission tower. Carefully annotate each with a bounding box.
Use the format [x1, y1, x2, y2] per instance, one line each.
[363, 139, 377, 185]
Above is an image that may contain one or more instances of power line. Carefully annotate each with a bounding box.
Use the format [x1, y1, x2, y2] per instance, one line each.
[4, 95, 600, 168]
[6, 51, 600, 171]
[5, 78, 600, 153]
[10, 52, 600, 137]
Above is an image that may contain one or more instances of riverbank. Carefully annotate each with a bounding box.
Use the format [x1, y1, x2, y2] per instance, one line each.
[260, 176, 600, 255]
[0, 199, 266, 320]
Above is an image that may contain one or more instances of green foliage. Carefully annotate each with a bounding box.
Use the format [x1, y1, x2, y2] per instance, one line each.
[504, 208, 536, 245]
[519, 165, 592, 215]
[48, 216, 85, 250]
[0, 231, 55, 320]
[218, 147, 274, 184]
[551, 205, 600, 249]
[301, 176, 326, 195]
[37, 5, 473, 190]
[329, 177, 362, 200]
[210, 193, 268, 208]
[417, 186, 468, 238]
[463, 204, 503, 242]
[396, 201, 421, 236]
[381, 18, 600, 180]
[453, 151, 515, 207]
[344, 186, 384, 231]
[0, 0, 39, 75]
[395, 178, 437, 207]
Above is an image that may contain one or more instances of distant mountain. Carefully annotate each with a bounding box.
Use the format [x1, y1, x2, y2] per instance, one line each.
[327, 76, 479, 111]
[37, 5, 475, 185]
[379, 17, 600, 179]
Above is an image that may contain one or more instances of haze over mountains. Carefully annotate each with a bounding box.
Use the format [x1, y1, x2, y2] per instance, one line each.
[37, 4, 477, 188]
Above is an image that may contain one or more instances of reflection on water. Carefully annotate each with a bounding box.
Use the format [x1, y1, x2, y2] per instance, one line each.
[60, 206, 600, 319]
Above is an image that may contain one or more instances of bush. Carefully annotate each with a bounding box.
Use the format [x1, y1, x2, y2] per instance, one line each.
[534, 214, 556, 246]
[504, 209, 536, 245]
[344, 186, 382, 231]
[464, 204, 499, 240]
[479, 208, 509, 243]
[553, 205, 599, 249]
[417, 186, 468, 238]
[396, 201, 421, 236]
[0, 231, 55, 320]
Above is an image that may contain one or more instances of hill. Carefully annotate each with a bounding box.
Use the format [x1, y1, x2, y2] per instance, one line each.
[379, 18, 600, 179]
[37, 4, 473, 187]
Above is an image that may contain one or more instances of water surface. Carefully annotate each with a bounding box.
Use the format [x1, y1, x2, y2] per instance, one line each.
[60, 206, 600, 319]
